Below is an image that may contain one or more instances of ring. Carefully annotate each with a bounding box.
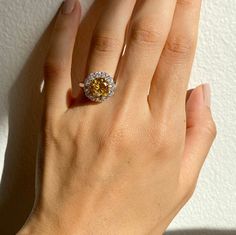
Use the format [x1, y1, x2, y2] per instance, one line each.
[79, 71, 116, 103]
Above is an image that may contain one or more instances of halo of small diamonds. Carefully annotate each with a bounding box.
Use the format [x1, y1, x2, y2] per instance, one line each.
[83, 72, 116, 102]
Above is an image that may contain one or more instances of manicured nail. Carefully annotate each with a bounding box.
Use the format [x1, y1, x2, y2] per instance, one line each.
[61, 0, 76, 15]
[202, 83, 211, 107]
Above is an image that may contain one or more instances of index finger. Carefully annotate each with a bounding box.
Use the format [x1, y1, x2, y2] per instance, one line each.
[44, 0, 81, 115]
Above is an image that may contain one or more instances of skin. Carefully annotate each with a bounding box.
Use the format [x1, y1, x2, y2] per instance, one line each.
[17, 0, 217, 234]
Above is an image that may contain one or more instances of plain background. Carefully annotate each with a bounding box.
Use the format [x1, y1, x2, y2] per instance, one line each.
[0, 0, 235, 234]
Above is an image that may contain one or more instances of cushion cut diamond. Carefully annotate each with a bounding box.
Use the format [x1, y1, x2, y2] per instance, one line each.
[84, 72, 116, 102]
[90, 77, 109, 98]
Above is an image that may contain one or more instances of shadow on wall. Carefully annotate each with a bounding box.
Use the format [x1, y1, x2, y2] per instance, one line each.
[165, 230, 236, 235]
[0, 1, 107, 234]
[0, 19, 52, 235]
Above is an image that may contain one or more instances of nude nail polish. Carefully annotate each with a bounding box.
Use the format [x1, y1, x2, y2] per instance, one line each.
[62, 0, 76, 15]
[202, 83, 211, 107]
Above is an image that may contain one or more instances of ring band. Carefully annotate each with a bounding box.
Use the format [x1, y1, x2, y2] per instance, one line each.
[79, 72, 116, 103]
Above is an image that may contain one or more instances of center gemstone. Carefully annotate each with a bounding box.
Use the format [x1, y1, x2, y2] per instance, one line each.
[90, 77, 109, 97]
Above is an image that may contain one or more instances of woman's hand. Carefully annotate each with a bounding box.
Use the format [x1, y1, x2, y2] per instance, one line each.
[18, 0, 216, 234]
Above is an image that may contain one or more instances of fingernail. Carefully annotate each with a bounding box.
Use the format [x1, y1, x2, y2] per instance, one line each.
[61, 0, 76, 15]
[202, 83, 211, 107]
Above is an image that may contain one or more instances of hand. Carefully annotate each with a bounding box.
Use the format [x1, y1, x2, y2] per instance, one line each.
[18, 0, 216, 234]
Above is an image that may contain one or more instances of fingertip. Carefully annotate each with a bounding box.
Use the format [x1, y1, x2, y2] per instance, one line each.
[186, 83, 211, 112]
[61, 0, 81, 16]
[186, 85, 203, 111]
[202, 83, 211, 108]
[186, 83, 216, 133]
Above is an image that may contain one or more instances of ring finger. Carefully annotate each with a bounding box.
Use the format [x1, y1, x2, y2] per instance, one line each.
[77, 0, 136, 100]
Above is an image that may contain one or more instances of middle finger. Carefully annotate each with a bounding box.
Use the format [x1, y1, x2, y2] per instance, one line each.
[117, 0, 177, 101]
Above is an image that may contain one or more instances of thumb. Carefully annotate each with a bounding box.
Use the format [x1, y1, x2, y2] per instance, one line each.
[180, 84, 217, 191]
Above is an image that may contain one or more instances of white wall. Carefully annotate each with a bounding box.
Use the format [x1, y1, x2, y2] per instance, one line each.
[0, 0, 235, 233]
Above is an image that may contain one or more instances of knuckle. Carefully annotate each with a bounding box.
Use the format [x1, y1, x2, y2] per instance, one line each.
[43, 119, 59, 144]
[130, 17, 164, 45]
[165, 36, 196, 59]
[201, 119, 217, 139]
[150, 128, 167, 149]
[149, 123, 174, 152]
[91, 33, 123, 53]
[53, 19, 67, 32]
[179, 177, 198, 204]
[107, 126, 128, 146]
[99, 108, 133, 150]
[99, 127, 127, 152]
[182, 183, 196, 203]
[177, 0, 194, 7]
[99, 116, 133, 152]
[148, 128, 180, 158]
[44, 59, 67, 78]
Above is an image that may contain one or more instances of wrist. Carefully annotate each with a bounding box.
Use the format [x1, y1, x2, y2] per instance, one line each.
[17, 206, 166, 235]
[18, 218, 165, 235]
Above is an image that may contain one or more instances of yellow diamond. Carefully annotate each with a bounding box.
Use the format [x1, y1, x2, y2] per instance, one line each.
[90, 77, 109, 97]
